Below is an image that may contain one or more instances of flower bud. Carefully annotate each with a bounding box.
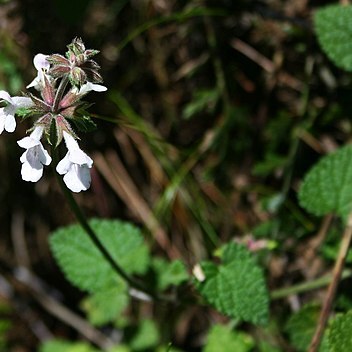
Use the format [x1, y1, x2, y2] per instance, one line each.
[70, 67, 87, 86]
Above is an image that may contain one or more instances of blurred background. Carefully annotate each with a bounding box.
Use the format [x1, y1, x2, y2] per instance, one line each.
[0, 0, 351, 350]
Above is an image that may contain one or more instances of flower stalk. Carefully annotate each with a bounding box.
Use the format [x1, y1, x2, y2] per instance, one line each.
[51, 145, 156, 298]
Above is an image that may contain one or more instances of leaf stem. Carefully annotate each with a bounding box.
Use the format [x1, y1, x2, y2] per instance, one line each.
[308, 214, 352, 352]
[51, 146, 156, 298]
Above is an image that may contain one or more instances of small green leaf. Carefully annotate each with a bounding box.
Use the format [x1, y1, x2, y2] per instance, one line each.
[252, 153, 287, 177]
[204, 324, 254, 352]
[129, 319, 160, 351]
[196, 243, 269, 325]
[315, 5, 352, 71]
[151, 258, 189, 291]
[49, 219, 150, 292]
[81, 282, 129, 326]
[39, 340, 99, 352]
[328, 310, 352, 352]
[182, 89, 220, 120]
[298, 145, 352, 221]
[67, 115, 97, 133]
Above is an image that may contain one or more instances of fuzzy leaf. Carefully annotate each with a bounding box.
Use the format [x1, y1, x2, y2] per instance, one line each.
[196, 243, 269, 325]
[49, 219, 150, 292]
[285, 305, 329, 352]
[315, 5, 352, 71]
[81, 282, 129, 326]
[298, 145, 352, 221]
[285, 305, 319, 352]
[328, 311, 352, 352]
[204, 324, 254, 352]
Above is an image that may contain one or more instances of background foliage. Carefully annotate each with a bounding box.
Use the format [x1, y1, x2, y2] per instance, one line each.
[1, 0, 352, 351]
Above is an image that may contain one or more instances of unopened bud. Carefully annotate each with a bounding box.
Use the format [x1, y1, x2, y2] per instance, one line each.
[70, 67, 86, 86]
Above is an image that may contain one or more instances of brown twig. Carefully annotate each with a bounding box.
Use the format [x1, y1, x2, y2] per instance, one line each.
[308, 213, 352, 352]
[14, 267, 116, 349]
[93, 151, 181, 259]
[230, 38, 304, 91]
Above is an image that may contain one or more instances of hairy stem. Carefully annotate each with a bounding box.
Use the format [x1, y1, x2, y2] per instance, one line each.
[51, 146, 155, 298]
[308, 214, 352, 352]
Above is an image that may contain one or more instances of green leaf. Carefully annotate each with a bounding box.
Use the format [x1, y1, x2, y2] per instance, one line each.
[39, 340, 99, 352]
[285, 305, 329, 352]
[151, 258, 189, 291]
[196, 243, 269, 325]
[252, 153, 287, 177]
[204, 324, 254, 352]
[81, 282, 129, 326]
[285, 305, 319, 351]
[327, 310, 352, 352]
[67, 115, 97, 133]
[182, 89, 220, 120]
[298, 145, 352, 221]
[130, 319, 160, 351]
[315, 5, 352, 71]
[49, 219, 150, 292]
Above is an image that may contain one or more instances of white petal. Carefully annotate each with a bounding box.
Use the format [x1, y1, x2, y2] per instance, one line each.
[33, 54, 50, 71]
[17, 136, 40, 149]
[26, 77, 40, 89]
[0, 114, 5, 134]
[11, 97, 33, 108]
[39, 144, 52, 166]
[56, 154, 71, 175]
[4, 114, 16, 133]
[79, 82, 107, 95]
[21, 161, 43, 182]
[20, 150, 28, 163]
[30, 126, 44, 141]
[0, 90, 12, 104]
[63, 164, 91, 192]
[62, 131, 79, 151]
[25, 146, 45, 170]
[69, 149, 93, 166]
[76, 165, 92, 189]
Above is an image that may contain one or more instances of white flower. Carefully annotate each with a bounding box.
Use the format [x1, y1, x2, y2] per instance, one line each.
[78, 82, 107, 96]
[27, 54, 50, 90]
[17, 126, 51, 182]
[0, 90, 33, 134]
[56, 131, 93, 192]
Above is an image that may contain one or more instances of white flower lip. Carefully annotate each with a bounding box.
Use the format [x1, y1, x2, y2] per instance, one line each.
[0, 91, 33, 134]
[17, 126, 52, 182]
[56, 131, 93, 192]
[78, 82, 107, 96]
[27, 53, 50, 90]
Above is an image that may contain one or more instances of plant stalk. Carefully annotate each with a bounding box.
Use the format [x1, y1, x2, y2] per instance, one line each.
[271, 269, 352, 300]
[51, 146, 155, 298]
[308, 213, 352, 352]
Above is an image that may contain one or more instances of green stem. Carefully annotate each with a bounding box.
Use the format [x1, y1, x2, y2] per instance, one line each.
[51, 146, 155, 298]
[271, 269, 352, 300]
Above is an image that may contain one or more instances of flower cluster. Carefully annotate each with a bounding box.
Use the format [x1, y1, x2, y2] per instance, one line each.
[0, 38, 106, 192]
